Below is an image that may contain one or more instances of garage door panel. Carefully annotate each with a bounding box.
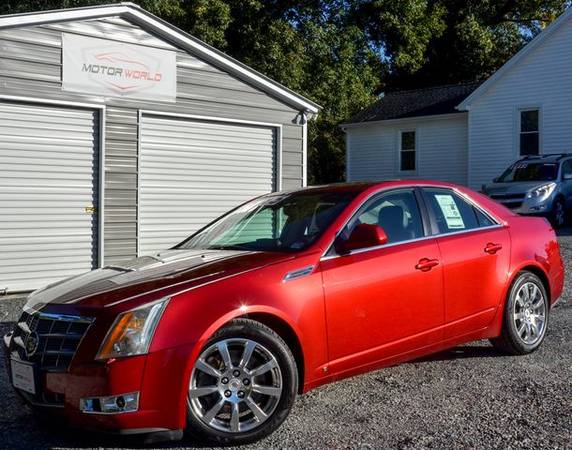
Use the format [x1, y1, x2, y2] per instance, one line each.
[141, 160, 273, 173]
[144, 127, 273, 141]
[142, 141, 273, 155]
[141, 173, 274, 185]
[139, 115, 276, 255]
[0, 102, 98, 292]
[0, 136, 97, 148]
[142, 151, 276, 165]
[144, 119, 273, 136]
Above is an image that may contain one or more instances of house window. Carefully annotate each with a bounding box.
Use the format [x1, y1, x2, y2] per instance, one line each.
[400, 130, 416, 171]
[520, 109, 540, 155]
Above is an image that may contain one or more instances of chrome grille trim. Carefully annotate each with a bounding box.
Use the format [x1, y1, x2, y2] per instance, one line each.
[10, 310, 94, 372]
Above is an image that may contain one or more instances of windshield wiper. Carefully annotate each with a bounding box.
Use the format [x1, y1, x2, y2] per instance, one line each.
[206, 245, 252, 251]
[104, 265, 136, 272]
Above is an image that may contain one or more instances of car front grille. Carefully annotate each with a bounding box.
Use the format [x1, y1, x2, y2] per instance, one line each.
[9, 310, 93, 372]
[488, 193, 525, 209]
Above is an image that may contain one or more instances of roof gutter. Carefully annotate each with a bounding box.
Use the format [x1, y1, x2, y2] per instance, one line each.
[340, 111, 467, 130]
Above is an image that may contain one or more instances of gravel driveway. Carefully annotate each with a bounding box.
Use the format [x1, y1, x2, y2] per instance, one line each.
[1, 234, 571, 449]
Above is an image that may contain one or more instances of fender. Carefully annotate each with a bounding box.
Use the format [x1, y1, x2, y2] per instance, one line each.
[486, 260, 551, 339]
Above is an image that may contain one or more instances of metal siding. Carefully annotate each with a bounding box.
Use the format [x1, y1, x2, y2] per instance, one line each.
[0, 102, 98, 291]
[139, 114, 276, 255]
[347, 115, 468, 185]
[104, 107, 138, 264]
[468, 14, 572, 188]
[0, 16, 304, 275]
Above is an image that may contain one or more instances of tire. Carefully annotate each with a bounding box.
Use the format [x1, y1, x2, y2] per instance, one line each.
[490, 271, 549, 355]
[550, 196, 566, 229]
[186, 319, 298, 445]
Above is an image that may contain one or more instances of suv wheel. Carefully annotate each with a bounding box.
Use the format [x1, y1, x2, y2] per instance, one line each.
[186, 319, 298, 445]
[551, 197, 566, 229]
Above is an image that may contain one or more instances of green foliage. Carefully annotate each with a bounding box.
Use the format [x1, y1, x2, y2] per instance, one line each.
[1, 0, 570, 183]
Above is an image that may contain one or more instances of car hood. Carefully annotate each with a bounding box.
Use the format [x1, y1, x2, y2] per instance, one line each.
[25, 249, 295, 310]
[484, 181, 554, 195]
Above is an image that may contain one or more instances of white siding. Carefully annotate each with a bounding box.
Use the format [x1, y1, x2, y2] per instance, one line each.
[468, 14, 572, 188]
[347, 124, 396, 182]
[347, 114, 468, 185]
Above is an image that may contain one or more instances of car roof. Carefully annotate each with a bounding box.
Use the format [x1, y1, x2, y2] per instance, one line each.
[275, 180, 464, 196]
[517, 153, 572, 163]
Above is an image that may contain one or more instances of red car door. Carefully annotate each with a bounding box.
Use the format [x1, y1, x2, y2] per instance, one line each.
[320, 188, 444, 375]
[421, 188, 511, 338]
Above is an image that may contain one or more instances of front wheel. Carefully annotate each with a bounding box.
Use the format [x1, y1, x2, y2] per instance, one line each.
[186, 319, 298, 445]
[490, 271, 549, 355]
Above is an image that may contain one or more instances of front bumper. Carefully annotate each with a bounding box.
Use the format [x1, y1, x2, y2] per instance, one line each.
[3, 332, 192, 435]
[492, 195, 555, 216]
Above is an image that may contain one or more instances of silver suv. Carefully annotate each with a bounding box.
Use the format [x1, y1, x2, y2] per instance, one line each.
[482, 154, 572, 228]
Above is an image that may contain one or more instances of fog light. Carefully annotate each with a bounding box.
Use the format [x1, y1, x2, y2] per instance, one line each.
[80, 391, 139, 414]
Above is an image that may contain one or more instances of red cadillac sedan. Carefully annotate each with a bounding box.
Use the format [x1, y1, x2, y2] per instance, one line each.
[4, 181, 564, 445]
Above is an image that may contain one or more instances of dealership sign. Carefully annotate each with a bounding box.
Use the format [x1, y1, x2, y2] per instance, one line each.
[62, 34, 176, 102]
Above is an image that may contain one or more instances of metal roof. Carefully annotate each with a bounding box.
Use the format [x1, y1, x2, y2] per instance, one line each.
[0, 2, 321, 115]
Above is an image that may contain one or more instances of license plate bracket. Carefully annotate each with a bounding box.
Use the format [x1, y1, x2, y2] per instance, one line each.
[11, 359, 36, 395]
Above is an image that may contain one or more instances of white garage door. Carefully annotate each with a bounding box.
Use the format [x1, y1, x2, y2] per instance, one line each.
[139, 114, 276, 255]
[0, 102, 99, 292]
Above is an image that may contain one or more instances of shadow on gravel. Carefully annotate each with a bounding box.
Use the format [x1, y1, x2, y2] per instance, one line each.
[0, 413, 212, 450]
[411, 344, 502, 364]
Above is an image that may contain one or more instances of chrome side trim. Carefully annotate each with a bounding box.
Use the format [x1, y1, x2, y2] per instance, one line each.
[453, 189, 501, 226]
[283, 265, 315, 282]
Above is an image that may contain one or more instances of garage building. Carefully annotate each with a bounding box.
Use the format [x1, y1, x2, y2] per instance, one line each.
[0, 3, 319, 292]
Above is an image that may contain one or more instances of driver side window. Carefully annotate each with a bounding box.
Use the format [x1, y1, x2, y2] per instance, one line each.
[349, 190, 425, 244]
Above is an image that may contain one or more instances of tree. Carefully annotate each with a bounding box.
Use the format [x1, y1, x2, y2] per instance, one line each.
[1, 1, 570, 183]
[354, 0, 571, 89]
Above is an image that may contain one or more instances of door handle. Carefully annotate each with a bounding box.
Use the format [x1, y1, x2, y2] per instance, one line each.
[484, 243, 502, 254]
[415, 258, 439, 272]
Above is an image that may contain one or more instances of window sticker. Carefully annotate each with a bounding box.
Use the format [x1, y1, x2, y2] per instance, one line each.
[434, 195, 465, 229]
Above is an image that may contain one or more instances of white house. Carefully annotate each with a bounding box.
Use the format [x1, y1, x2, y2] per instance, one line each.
[345, 7, 572, 190]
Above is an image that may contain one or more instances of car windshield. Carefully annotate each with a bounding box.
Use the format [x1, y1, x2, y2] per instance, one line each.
[176, 190, 358, 252]
[497, 162, 558, 182]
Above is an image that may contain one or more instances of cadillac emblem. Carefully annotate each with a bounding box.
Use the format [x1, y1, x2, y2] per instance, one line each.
[25, 332, 40, 358]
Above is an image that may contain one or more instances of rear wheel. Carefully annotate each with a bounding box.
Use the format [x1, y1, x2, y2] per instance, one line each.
[186, 319, 297, 445]
[490, 271, 549, 355]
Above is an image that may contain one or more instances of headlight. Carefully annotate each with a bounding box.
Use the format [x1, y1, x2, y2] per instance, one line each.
[96, 298, 169, 360]
[527, 182, 557, 199]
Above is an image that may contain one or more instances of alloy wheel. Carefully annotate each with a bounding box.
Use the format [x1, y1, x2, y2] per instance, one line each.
[513, 281, 547, 345]
[189, 338, 283, 433]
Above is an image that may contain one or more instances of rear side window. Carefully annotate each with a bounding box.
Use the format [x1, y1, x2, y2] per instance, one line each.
[423, 188, 495, 234]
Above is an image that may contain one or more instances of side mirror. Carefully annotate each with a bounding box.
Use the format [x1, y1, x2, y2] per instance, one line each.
[563, 173, 572, 180]
[335, 223, 388, 255]
[492, 177, 499, 183]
